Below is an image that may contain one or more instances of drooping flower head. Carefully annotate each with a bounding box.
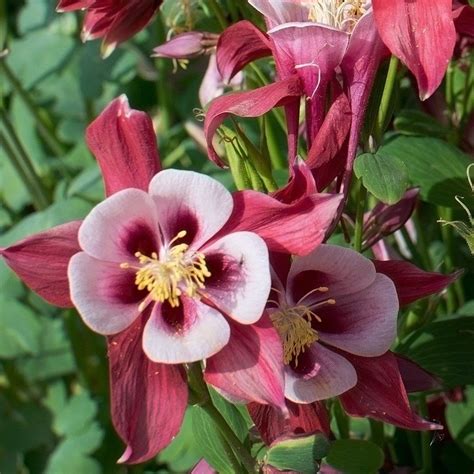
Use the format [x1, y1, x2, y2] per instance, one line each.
[57, 0, 162, 57]
[69, 169, 271, 364]
[268, 244, 398, 402]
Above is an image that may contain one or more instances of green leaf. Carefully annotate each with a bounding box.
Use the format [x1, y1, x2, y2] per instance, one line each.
[446, 386, 474, 460]
[380, 136, 473, 208]
[0, 297, 41, 358]
[265, 434, 330, 474]
[354, 152, 409, 204]
[397, 317, 474, 387]
[325, 439, 384, 474]
[191, 406, 242, 474]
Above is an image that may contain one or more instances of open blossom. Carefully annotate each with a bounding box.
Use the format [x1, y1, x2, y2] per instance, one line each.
[69, 169, 271, 363]
[57, 0, 161, 57]
[269, 244, 398, 402]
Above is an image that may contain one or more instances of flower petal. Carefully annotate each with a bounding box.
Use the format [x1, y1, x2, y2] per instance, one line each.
[340, 351, 442, 430]
[148, 169, 233, 250]
[205, 314, 285, 407]
[142, 297, 230, 364]
[372, 259, 460, 306]
[78, 188, 160, 263]
[372, 0, 456, 100]
[249, 0, 312, 27]
[0, 221, 81, 307]
[216, 20, 272, 83]
[109, 317, 187, 464]
[218, 192, 341, 256]
[69, 252, 142, 335]
[248, 399, 330, 445]
[285, 343, 357, 403]
[287, 244, 377, 306]
[204, 76, 303, 167]
[86, 95, 161, 196]
[203, 232, 270, 324]
[317, 273, 398, 357]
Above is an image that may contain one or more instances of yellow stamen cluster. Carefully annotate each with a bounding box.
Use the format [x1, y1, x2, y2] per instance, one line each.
[302, 0, 368, 32]
[120, 230, 211, 309]
[270, 297, 336, 366]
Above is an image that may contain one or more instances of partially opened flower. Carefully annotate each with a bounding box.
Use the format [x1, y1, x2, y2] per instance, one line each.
[57, 0, 161, 57]
[69, 169, 271, 363]
[269, 244, 398, 403]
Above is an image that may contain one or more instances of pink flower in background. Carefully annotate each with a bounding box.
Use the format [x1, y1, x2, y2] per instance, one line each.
[69, 169, 271, 363]
[57, 0, 161, 57]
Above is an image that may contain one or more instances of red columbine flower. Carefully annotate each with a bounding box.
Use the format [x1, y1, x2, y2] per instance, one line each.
[1, 95, 342, 464]
[56, 0, 162, 57]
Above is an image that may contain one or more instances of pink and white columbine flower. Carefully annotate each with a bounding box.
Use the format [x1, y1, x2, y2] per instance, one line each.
[268, 244, 398, 402]
[68, 169, 271, 363]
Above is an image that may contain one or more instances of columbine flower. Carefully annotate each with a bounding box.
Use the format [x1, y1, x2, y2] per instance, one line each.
[1, 95, 342, 464]
[268, 244, 398, 402]
[69, 169, 271, 363]
[57, 0, 161, 57]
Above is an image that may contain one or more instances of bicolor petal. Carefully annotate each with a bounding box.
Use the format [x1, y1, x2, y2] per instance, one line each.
[203, 231, 270, 324]
[148, 169, 233, 250]
[142, 297, 230, 364]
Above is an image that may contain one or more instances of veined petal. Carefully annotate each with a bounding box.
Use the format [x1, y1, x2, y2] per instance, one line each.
[218, 192, 341, 256]
[205, 315, 285, 408]
[340, 351, 442, 430]
[142, 297, 230, 364]
[86, 95, 161, 196]
[0, 221, 81, 307]
[109, 317, 187, 464]
[56, 0, 93, 12]
[372, 259, 460, 306]
[249, 0, 312, 27]
[248, 399, 330, 445]
[287, 244, 376, 306]
[204, 76, 303, 167]
[217, 20, 272, 83]
[318, 274, 398, 357]
[148, 169, 234, 251]
[68, 252, 142, 335]
[396, 354, 441, 393]
[372, 0, 456, 100]
[285, 344, 357, 403]
[78, 188, 160, 263]
[202, 232, 270, 324]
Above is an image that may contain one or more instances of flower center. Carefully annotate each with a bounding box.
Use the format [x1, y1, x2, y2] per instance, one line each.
[301, 0, 368, 32]
[270, 287, 335, 366]
[120, 230, 211, 310]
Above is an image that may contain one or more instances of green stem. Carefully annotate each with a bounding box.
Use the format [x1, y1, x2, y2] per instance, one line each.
[418, 395, 432, 474]
[206, 0, 228, 29]
[353, 179, 367, 253]
[1, 60, 65, 157]
[413, 212, 433, 271]
[188, 363, 256, 473]
[369, 419, 384, 448]
[0, 130, 49, 210]
[333, 400, 350, 439]
[374, 55, 399, 144]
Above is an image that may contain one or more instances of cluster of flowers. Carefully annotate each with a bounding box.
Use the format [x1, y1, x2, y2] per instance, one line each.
[3, 0, 472, 466]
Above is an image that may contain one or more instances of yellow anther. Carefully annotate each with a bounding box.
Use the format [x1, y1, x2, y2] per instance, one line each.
[121, 230, 211, 309]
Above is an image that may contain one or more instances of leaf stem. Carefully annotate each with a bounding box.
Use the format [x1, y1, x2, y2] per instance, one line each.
[206, 0, 228, 29]
[353, 178, 367, 253]
[0, 128, 49, 210]
[418, 395, 432, 474]
[1, 59, 65, 157]
[374, 55, 399, 144]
